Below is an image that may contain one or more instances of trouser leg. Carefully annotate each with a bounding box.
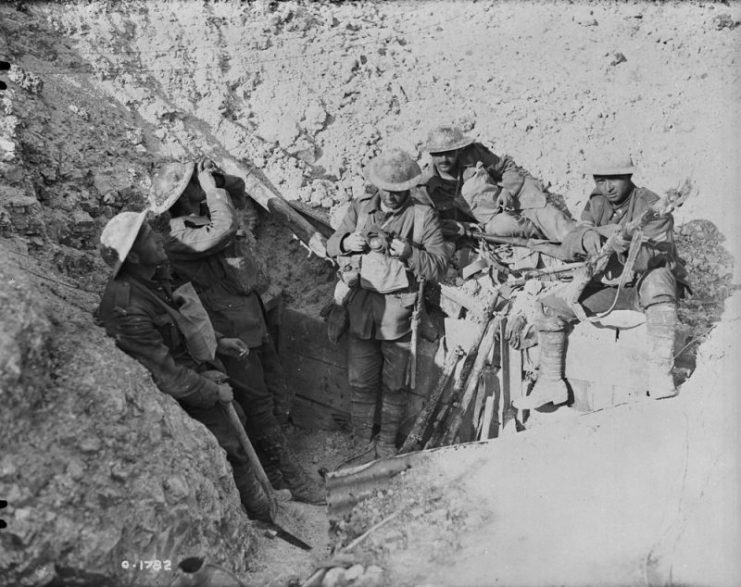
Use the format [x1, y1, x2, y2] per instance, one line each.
[184, 403, 272, 522]
[260, 336, 294, 426]
[220, 350, 281, 486]
[484, 212, 542, 238]
[376, 335, 411, 458]
[223, 348, 324, 502]
[347, 335, 383, 447]
[513, 316, 569, 410]
[522, 203, 576, 243]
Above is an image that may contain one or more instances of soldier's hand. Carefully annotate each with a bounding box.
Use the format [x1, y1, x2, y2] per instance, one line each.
[582, 230, 602, 255]
[217, 337, 250, 358]
[342, 232, 368, 253]
[217, 383, 234, 404]
[440, 219, 465, 237]
[611, 232, 632, 253]
[197, 160, 218, 192]
[389, 237, 412, 259]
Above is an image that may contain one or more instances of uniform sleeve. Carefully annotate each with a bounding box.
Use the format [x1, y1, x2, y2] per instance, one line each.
[166, 186, 239, 258]
[580, 198, 598, 225]
[634, 210, 676, 272]
[408, 207, 449, 283]
[112, 308, 220, 408]
[326, 202, 360, 257]
[220, 174, 249, 210]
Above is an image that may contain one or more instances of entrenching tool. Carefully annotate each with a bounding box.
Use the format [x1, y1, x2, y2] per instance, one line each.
[223, 402, 314, 551]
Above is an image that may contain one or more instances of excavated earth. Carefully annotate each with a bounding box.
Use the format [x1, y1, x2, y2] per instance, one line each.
[0, 1, 739, 586]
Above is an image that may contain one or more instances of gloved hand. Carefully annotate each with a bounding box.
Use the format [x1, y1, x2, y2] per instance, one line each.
[217, 337, 250, 358]
[389, 237, 412, 259]
[582, 230, 603, 255]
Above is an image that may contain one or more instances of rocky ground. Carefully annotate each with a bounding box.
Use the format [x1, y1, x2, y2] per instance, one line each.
[0, 1, 740, 586]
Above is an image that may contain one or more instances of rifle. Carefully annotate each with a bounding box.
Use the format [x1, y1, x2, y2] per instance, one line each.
[563, 180, 692, 322]
[439, 316, 501, 446]
[405, 277, 425, 390]
[398, 345, 466, 454]
[468, 231, 573, 261]
[508, 262, 586, 286]
[423, 290, 502, 449]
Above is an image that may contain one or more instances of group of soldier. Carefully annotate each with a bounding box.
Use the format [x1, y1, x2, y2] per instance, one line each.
[95, 123, 688, 521]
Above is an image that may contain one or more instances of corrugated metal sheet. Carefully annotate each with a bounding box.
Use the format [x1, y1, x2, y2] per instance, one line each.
[325, 443, 491, 522]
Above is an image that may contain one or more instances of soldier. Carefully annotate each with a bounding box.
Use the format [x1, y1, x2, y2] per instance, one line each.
[327, 149, 449, 459]
[421, 124, 576, 244]
[96, 211, 274, 521]
[516, 151, 690, 410]
[147, 159, 324, 504]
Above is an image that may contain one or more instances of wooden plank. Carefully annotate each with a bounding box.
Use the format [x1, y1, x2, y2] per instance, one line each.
[281, 309, 346, 368]
[291, 395, 349, 432]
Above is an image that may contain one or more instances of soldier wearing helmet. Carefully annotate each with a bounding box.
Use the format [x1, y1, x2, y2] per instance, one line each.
[421, 124, 576, 246]
[326, 148, 449, 460]
[516, 150, 691, 410]
[96, 211, 276, 521]
[147, 159, 325, 505]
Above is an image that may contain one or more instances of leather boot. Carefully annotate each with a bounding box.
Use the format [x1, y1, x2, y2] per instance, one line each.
[513, 317, 569, 410]
[230, 461, 274, 523]
[254, 422, 326, 505]
[645, 303, 678, 399]
[376, 387, 406, 459]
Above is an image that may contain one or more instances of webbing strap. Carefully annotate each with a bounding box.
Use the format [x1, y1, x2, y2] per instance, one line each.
[568, 228, 644, 322]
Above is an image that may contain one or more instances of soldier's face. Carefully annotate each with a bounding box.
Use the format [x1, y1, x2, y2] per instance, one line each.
[379, 189, 410, 210]
[594, 175, 633, 205]
[131, 223, 168, 266]
[431, 149, 459, 175]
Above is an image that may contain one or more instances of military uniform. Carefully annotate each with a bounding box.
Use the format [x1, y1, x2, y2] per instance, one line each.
[516, 151, 688, 409]
[544, 185, 687, 317]
[423, 134, 575, 242]
[327, 162, 448, 457]
[97, 269, 272, 521]
[149, 162, 323, 503]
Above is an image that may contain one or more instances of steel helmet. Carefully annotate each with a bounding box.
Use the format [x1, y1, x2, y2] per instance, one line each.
[424, 125, 475, 154]
[148, 161, 196, 214]
[99, 211, 147, 276]
[366, 148, 423, 192]
[587, 150, 636, 176]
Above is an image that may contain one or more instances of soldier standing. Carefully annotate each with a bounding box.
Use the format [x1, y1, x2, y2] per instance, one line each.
[147, 159, 324, 504]
[327, 149, 449, 459]
[96, 211, 274, 521]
